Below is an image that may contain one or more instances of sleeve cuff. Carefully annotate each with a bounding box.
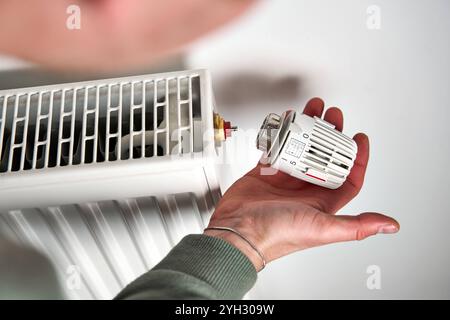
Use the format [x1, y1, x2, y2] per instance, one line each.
[152, 234, 257, 299]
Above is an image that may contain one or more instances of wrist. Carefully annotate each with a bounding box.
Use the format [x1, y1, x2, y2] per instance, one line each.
[203, 228, 265, 272]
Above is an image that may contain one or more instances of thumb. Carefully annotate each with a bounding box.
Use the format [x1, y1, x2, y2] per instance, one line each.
[317, 212, 400, 244]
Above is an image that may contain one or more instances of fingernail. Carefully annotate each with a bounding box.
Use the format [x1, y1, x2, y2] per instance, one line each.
[377, 225, 399, 234]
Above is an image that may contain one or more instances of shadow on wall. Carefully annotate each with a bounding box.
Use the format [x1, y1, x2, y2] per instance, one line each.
[213, 72, 304, 110]
[0, 55, 186, 90]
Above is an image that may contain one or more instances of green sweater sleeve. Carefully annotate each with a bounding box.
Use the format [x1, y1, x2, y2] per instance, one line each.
[114, 234, 258, 300]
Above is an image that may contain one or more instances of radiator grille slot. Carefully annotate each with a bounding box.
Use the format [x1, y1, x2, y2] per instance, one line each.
[0, 74, 202, 173]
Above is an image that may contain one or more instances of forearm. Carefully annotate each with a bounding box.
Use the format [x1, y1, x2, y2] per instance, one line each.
[115, 234, 257, 300]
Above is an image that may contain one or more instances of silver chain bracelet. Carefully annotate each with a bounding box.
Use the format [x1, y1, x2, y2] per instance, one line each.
[204, 226, 267, 271]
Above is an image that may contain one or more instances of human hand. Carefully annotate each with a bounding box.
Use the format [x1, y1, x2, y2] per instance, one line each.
[205, 98, 400, 270]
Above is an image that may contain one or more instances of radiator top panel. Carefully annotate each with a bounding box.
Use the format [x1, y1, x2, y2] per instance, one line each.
[0, 71, 203, 173]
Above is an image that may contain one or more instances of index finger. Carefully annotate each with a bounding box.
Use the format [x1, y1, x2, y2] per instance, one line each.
[303, 97, 324, 117]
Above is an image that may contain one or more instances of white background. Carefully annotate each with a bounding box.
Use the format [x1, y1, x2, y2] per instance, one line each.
[187, 0, 450, 299]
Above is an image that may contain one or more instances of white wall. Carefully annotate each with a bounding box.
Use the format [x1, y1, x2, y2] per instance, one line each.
[188, 0, 450, 299]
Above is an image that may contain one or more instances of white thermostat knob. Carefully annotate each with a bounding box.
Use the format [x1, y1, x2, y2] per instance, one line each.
[256, 109, 358, 189]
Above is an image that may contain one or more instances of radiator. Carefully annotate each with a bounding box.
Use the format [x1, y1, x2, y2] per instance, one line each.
[0, 69, 224, 299]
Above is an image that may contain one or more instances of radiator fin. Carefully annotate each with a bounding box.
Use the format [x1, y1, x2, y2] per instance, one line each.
[0, 193, 208, 299]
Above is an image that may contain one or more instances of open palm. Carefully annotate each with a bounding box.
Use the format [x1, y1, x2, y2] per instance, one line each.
[207, 98, 399, 268]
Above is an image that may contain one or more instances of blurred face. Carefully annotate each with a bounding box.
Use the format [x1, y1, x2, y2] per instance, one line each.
[0, 0, 255, 71]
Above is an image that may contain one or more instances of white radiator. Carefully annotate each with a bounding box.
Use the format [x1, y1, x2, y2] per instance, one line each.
[0, 69, 224, 299]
